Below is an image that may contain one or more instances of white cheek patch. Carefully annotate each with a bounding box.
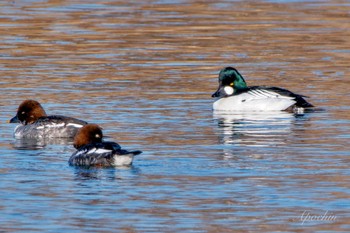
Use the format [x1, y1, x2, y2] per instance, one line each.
[224, 86, 234, 95]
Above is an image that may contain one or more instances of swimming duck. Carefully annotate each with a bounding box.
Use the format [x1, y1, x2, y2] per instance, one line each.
[212, 67, 314, 112]
[9, 99, 87, 138]
[69, 124, 142, 167]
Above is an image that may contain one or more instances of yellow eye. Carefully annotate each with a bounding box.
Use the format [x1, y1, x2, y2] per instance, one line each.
[229, 82, 234, 87]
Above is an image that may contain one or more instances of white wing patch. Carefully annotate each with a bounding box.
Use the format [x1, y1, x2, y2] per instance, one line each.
[247, 89, 293, 99]
[36, 123, 65, 129]
[66, 123, 84, 128]
[95, 148, 112, 154]
[74, 150, 86, 157]
[86, 148, 112, 154]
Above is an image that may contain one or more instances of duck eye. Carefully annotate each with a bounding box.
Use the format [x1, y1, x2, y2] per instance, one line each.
[21, 111, 26, 115]
[95, 134, 101, 138]
[229, 82, 234, 87]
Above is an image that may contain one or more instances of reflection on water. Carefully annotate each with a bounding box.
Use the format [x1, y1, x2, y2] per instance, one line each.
[213, 111, 304, 162]
[0, 0, 349, 232]
[73, 166, 141, 181]
[12, 137, 74, 150]
[214, 111, 296, 146]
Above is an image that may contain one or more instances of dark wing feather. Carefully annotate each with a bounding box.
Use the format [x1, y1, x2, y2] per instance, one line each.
[92, 142, 141, 156]
[96, 141, 122, 151]
[115, 149, 142, 156]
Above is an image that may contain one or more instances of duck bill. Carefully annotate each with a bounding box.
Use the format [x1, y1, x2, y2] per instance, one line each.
[9, 115, 20, 123]
[211, 86, 225, 98]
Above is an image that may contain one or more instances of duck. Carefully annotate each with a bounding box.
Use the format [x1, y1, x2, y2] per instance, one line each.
[212, 67, 314, 112]
[69, 124, 142, 167]
[9, 99, 88, 138]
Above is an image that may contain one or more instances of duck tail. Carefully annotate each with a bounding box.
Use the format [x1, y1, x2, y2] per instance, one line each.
[295, 96, 314, 108]
[130, 150, 142, 156]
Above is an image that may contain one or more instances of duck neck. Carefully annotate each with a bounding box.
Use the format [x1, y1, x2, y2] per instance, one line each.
[234, 75, 248, 92]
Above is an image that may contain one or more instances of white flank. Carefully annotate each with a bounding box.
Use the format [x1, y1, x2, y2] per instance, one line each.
[112, 155, 133, 166]
[213, 91, 296, 111]
[14, 125, 24, 138]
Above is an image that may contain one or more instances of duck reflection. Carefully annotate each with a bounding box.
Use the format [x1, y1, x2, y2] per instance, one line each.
[213, 111, 299, 147]
[73, 166, 141, 181]
[12, 137, 73, 150]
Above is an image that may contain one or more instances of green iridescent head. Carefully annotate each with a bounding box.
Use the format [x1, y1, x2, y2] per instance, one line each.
[212, 67, 248, 97]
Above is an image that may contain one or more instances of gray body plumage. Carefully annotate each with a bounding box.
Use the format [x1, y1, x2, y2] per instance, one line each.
[13, 116, 87, 139]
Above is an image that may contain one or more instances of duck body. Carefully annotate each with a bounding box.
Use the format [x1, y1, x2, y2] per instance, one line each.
[13, 115, 87, 139]
[213, 86, 313, 112]
[69, 124, 142, 167]
[212, 67, 314, 112]
[9, 100, 87, 138]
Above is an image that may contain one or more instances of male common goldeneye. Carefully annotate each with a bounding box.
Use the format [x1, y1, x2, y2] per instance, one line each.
[9, 99, 87, 138]
[69, 124, 142, 167]
[212, 67, 314, 112]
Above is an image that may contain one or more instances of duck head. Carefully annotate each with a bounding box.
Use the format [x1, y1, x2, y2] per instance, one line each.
[74, 124, 103, 149]
[212, 67, 248, 98]
[9, 100, 47, 125]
